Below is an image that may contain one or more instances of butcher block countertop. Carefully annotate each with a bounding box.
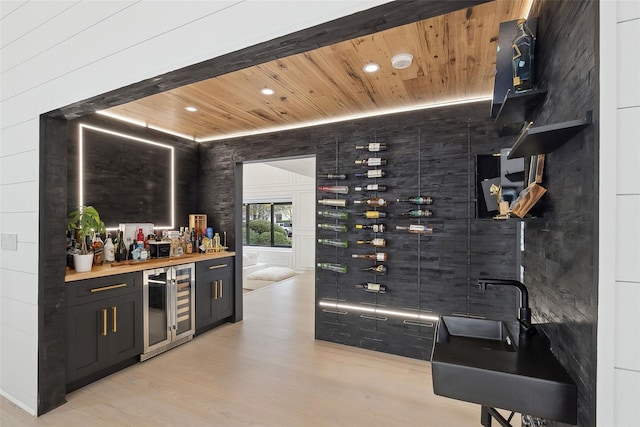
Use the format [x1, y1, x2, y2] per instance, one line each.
[65, 252, 236, 282]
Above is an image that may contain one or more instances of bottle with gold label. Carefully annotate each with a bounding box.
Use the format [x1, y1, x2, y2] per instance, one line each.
[355, 223, 387, 233]
[359, 211, 387, 219]
[353, 197, 387, 207]
[318, 198, 347, 207]
[356, 238, 386, 247]
[361, 264, 388, 275]
[352, 252, 388, 262]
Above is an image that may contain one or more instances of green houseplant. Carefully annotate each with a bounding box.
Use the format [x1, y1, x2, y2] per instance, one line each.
[67, 205, 106, 272]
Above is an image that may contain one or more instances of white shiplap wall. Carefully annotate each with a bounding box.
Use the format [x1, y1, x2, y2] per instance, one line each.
[598, 1, 640, 425]
[0, 0, 388, 414]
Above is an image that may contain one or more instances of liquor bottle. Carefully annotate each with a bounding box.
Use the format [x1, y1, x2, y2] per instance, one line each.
[355, 223, 387, 233]
[318, 210, 349, 219]
[355, 143, 388, 152]
[354, 158, 387, 167]
[136, 228, 145, 244]
[317, 262, 348, 274]
[318, 173, 347, 180]
[116, 231, 128, 261]
[512, 18, 535, 93]
[399, 209, 433, 218]
[395, 224, 434, 234]
[361, 264, 388, 275]
[317, 238, 348, 248]
[103, 232, 115, 262]
[354, 170, 386, 179]
[396, 196, 433, 205]
[354, 184, 387, 192]
[352, 252, 388, 262]
[190, 228, 197, 253]
[353, 197, 387, 207]
[317, 223, 348, 232]
[356, 238, 386, 247]
[92, 232, 104, 265]
[318, 198, 347, 207]
[355, 283, 387, 293]
[359, 211, 386, 219]
[318, 185, 349, 194]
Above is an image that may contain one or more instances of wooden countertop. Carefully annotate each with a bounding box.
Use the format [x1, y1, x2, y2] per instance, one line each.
[65, 252, 236, 282]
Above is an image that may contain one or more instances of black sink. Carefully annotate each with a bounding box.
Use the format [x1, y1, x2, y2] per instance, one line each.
[431, 316, 577, 424]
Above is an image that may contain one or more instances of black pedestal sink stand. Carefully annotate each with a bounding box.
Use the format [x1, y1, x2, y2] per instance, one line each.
[481, 406, 517, 427]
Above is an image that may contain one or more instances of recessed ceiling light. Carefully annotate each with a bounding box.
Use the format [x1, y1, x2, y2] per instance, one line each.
[185, 106, 197, 112]
[363, 63, 380, 73]
[261, 87, 275, 95]
[391, 53, 413, 70]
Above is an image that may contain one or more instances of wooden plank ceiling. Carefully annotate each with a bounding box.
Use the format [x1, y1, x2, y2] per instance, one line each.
[104, 0, 531, 142]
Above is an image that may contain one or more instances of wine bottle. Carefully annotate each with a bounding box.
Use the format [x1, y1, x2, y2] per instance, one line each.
[318, 210, 349, 219]
[352, 252, 388, 262]
[361, 264, 388, 275]
[396, 224, 434, 234]
[355, 143, 388, 152]
[396, 196, 433, 205]
[355, 223, 387, 233]
[360, 211, 386, 219]
[318, 223, 348, 232]
[318, 185, 349, 194]
[353, 197, 387, 207]
[318, 173, 347, 180]
[399, 209, 433, 218]
[354, 158, 387, 167]
[354, 184, 387, 192]
[356, 238, 386, 247]
[356, 282, 387, 293]
[318, 198, 347, 207]
[317, 238, 348, 248]
[354, 170, 386, 179]
[317, 262, 347, 273]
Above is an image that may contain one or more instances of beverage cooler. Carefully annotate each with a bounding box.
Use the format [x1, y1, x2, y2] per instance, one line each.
[141, 263, 195, 361]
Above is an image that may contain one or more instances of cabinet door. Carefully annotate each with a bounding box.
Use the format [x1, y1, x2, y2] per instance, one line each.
[195, 273, 216, 330]
[66, 299, 110, 383]
[107, 292, 143, 364]
[212, 271, 233, 321]
[195, 258, 234, 332]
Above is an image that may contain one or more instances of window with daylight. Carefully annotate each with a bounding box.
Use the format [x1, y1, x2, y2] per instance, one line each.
[242, 202, 293, 247]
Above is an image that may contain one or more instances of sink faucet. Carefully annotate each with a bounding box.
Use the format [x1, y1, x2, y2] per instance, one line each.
[478, 278, 536, 336]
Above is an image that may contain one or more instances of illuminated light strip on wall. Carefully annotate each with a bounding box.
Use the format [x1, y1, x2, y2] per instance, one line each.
[78, 123, 176, 229]
[318, 300, 440, 323]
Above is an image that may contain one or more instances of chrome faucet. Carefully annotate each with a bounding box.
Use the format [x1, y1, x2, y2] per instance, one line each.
[478, 278, 536, 336]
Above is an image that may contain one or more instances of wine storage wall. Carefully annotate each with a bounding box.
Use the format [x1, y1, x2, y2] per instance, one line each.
[198, 102, 521, 361]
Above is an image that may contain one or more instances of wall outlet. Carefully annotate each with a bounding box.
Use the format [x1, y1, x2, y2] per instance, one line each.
[1, 233, 18, 251]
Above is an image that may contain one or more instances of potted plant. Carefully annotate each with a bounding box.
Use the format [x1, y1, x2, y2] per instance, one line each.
[67, 205, 106, 272]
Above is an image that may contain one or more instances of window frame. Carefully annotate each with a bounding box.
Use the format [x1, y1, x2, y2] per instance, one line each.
[242, 202, 292, 248]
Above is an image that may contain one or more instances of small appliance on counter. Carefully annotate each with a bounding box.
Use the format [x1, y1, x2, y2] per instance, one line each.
[148, 241, 171, 258]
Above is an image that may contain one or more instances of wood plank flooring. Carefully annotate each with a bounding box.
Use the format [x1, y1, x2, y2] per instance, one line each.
[1, 271, 484, 426]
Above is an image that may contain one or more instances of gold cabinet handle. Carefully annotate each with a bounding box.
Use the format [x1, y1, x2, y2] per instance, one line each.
[214, 280, 219, 299]
[101, 309, 107, 336]
[112, 306, 117, 333]
[208, 264, 228, 270]
[91, 283, 127, 293]
[219, 280, 223, 298]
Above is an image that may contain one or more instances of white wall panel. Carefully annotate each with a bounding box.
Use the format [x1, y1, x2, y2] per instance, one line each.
[616, 196, 640, 283]
[617, 20, 640, 109]
[0, 1, 74, 47]
[0, 241, 37, 274]
[1, 212, 38, 243]
[0, 269, 37, 304]
[294, 235, 316, 270]
[0, 1, 28, 19]
[1, 1, 137, 73]
[618, 0, 640, 21]
[1, 182, 38, 213]
[615, 281, 640, 371]
[0, 120, 38, 156]
[614, 369, 640, 426]
[0, 325, 37, 414]
[0, 296, 36, 337]
[617, 107, 640, 195]
[295, 189, 317, 230]
[0, 150, 37, 185]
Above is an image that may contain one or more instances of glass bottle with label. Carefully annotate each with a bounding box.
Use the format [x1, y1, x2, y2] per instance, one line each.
[354, 158, 387, 167]
[317, 238, 348, 248]
[355, 282, 387, 293]
[318, 173, 347, 180]
[356, 238, 386, 247]
[318, 198, 348, 207]
[354, 184, 387, 192]
[353, 197, 387, 207]
[317, 262, 348, 273]
[359, 211, 386, 219]
[396, 196, 433, 205]
[318, 185, 349, 194]
[355, 223, 387, 233]
[318, 210, 349, 219]
[395, 224, 434, 234]
[352, 252, 388, 262]
[361, 264, 387, 275]
[317, 223, 348, 232]
[355, 143, 388, 152]
[116, 231, 128, 262]
[398, 209, 433, 218]
[103, 232, 115, 262]
[354, 170, 386, 179]
[92, 232, 104, 265]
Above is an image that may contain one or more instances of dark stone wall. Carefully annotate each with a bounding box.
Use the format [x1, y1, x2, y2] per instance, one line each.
[199, 102, 521, 360]
[67, 114, 199, 230]
[524, 1, 598, 426]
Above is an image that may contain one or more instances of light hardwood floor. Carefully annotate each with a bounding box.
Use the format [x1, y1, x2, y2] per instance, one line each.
[1, 271, 483, 426]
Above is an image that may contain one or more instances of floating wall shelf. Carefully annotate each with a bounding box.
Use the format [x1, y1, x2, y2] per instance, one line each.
[494, 88, 548, 125]
[507, 111, 593, 159]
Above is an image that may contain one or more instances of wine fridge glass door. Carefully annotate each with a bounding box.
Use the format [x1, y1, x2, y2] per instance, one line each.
[173, 264, 195, 339]
[143, 269, 170, 353]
